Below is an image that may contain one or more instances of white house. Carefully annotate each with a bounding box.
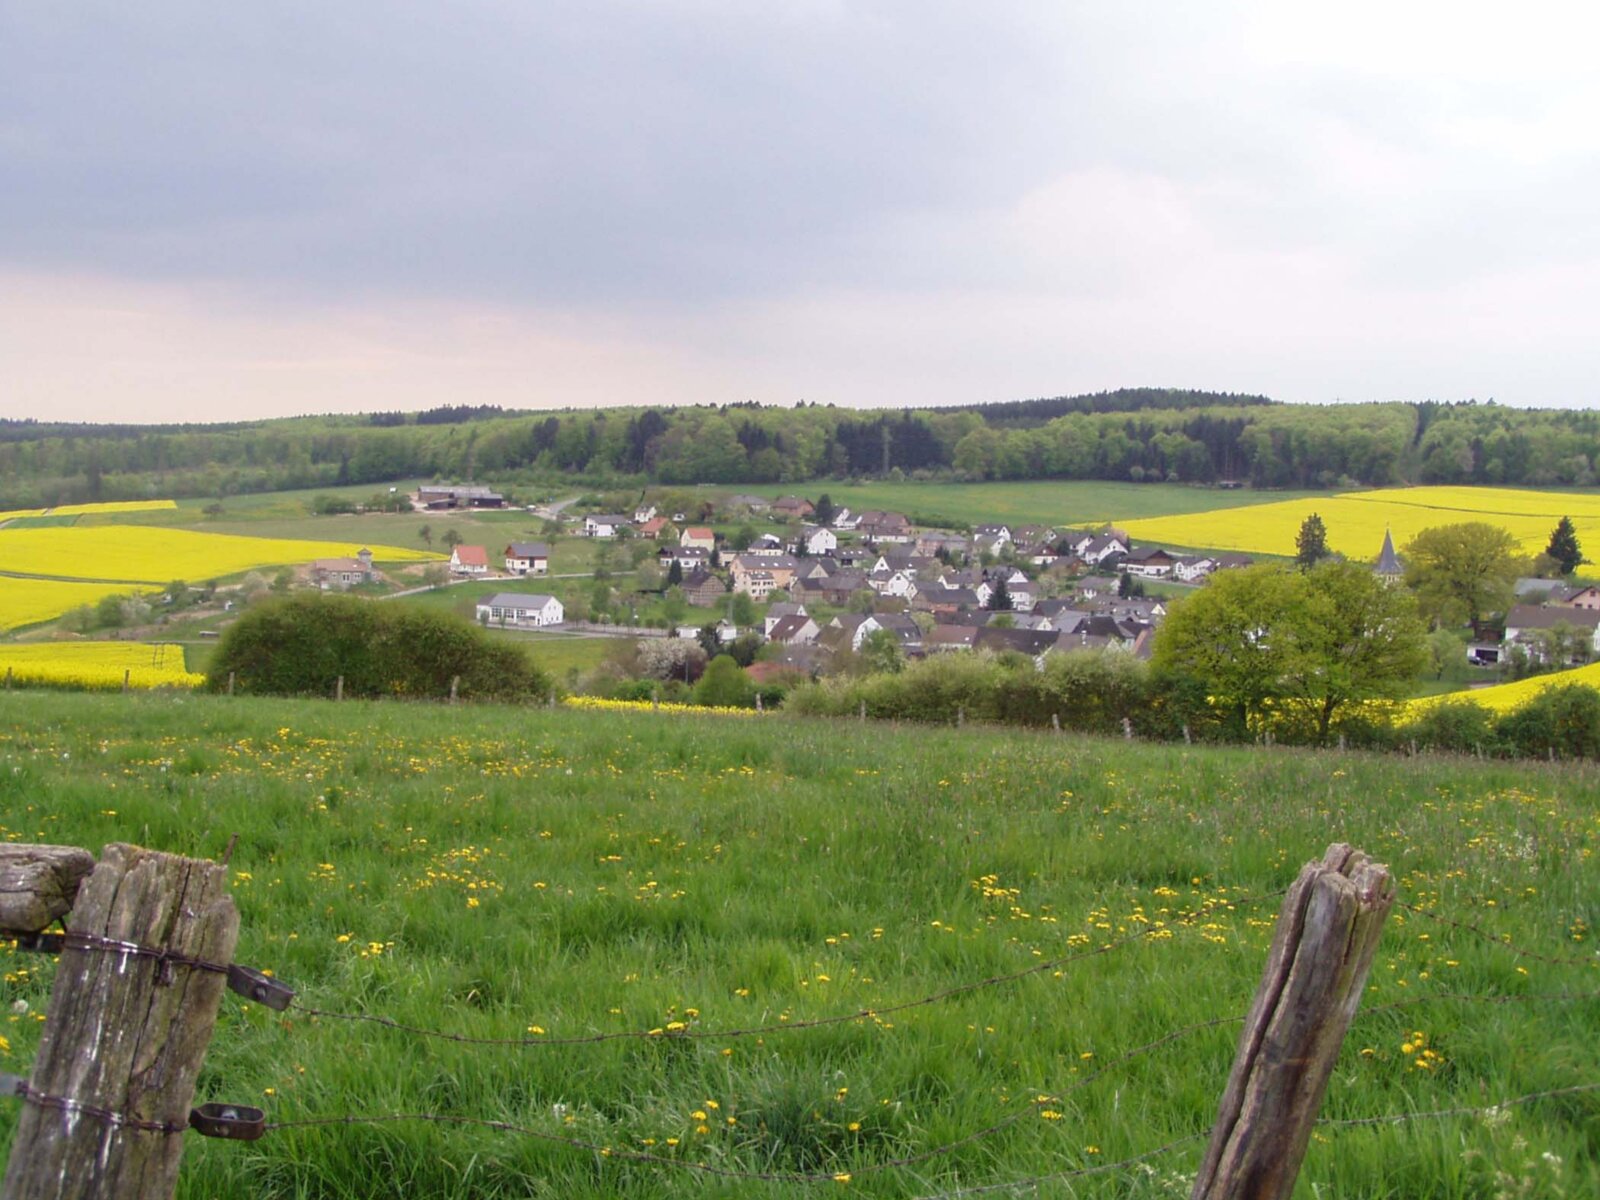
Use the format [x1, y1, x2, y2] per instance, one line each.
[800, 525, 838, 556]
[583, 514, 629, 538]
[450, 545, 491, 576]
[503, 542, 550, 575]
[476, 593, 564, 628]
[633, 503, 658, 523]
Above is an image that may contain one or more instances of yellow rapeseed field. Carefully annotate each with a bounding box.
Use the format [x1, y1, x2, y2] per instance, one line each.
[0, 500, 178, 522]
[0, 579, 159, 632]
[0, 526, 438, 584]
[49, 499, 180, 517]
[1120, 486, 1600, 560]
[1406, 662, 1600, 716]
[0, 642, 203, 689]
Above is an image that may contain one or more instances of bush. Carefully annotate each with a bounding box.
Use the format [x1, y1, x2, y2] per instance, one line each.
[1403, 701, 1496, 756]
[206, 594, 551, 703]
[1495, 684, 1600, 760]
[694, 655, 755, 708]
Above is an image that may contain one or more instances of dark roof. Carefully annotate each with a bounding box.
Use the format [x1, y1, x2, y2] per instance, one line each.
[505, 542, 549, 557]
[1375, 530, 1403, 575]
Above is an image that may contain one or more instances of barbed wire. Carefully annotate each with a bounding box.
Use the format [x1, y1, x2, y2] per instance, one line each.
[1396, 902, 1599, 969]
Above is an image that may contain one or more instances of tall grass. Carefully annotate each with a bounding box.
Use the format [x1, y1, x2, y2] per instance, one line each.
[0, 693, 1594, 1198]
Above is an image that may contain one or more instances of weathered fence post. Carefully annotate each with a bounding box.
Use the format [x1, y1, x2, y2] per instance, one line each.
[858, 700, 866, 723]
[122, 668, 131, 694]
[1190, 843, 1393, 1200]
[449, 674, 460, 705]
[1182, 722, 1192, 745]
[956, 706, 964, 728]
[1122, 716, 1133, 741]
[226, 671, 235, 697]
[335, 674, 344, 702]
[1051, 712, 1060, 733]
[1, 842, 241, 1200]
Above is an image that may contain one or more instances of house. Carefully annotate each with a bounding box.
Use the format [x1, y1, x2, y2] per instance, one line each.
[767, 614, 821, 645]
[916, 532, 968, 558]
[1172, 555, 1216, 583]
[503, 542, 550, 576]
[311, 548, 377, 590]
[682, 570, 728, 608]
[1502, 605, 1600, 660]
[799, 526, 838, 556]
[872, 611, 924, 653]
[660, 546, 711, 571]
[763, 601, 809, 635]
[1123, 547, 1179, 578]
[638, 517, 670, 540]
[417, 485, 505, 510]
[1078, 535, 1130, 565]
[748, 534, 786, 555]
[450, 545, 491, 576]
[830, 507, 856, 530]
[680, 526, 716, 551]
[824, 614, 881, 653]
[633, 503, 658, 523]
[476, 593, 564, 627]
[856, 511, 913, 543]
[924, 625, 980, 652]
[772, 496, 814, 519]
[729, 493, 771, 513]
[584, 514, 631, 538]
[1554, 585, 1600, 611]
[973, 524, 1012, 555]
[734, 570, 777, 600]
[731, 554, 798, 591]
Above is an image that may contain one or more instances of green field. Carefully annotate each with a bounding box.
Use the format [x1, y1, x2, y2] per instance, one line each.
[807, 482, 1321, 530]
[0, 693, 1594, 1198]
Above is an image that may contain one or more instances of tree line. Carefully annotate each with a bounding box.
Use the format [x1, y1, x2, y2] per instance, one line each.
[7, 393, 1600, 507]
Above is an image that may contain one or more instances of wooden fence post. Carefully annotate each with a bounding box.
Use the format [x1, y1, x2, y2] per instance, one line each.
[449, 675, 460, 705]
[226, 671, 235, 697]
[1, 843, 240, 1200]
[335, 675, 344, 702]
[1190, 843, 1393, 1200]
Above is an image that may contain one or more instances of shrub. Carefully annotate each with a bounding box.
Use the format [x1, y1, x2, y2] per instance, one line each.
[206, 594, 551, 703]
[1404, 701, 1496, 756]
[1495, 684, 1600, 760]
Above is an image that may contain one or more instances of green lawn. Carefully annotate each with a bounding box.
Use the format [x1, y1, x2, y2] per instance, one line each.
[0, 693, 1593, 1199]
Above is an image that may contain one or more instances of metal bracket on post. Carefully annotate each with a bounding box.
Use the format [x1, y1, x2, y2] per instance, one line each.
[188, 1103, 267, 1141]
[226, 965, 295, 1011]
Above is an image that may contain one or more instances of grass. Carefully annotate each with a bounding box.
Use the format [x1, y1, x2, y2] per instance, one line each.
[806, 482, 1322, 530]
[0, 693, 1595, 1198]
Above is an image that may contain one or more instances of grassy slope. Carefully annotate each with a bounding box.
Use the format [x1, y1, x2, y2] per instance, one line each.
[0, 694, 1594, 1199]
[808, 482, 1321, 529]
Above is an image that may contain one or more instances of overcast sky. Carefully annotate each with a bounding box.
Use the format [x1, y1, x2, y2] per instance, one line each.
[4, 2, 1600, 423]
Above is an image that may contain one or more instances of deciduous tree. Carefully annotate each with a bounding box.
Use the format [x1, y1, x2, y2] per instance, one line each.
[1402, 522, 1520, 628]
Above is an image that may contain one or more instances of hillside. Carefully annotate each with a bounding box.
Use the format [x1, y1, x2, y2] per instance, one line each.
[7, 393, 1600, 507]
[1, 692, 1594, 1198]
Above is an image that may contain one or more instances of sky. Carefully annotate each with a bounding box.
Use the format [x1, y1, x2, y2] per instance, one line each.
[4, 1, 1600, 424]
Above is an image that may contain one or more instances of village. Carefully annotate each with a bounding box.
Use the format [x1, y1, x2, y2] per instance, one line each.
[328, 485, 1600, 689]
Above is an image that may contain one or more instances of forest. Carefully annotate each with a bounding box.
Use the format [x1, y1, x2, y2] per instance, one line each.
[5, 389, 1600, 508]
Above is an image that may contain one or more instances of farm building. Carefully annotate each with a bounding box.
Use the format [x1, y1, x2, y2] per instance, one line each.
[475, 593, 564, 628]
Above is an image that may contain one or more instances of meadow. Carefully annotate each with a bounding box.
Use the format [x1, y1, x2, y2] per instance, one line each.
[0, 693, 1594, 1198]
[1120, 486, 1600, 561]
[810, 482, 1321, 531]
